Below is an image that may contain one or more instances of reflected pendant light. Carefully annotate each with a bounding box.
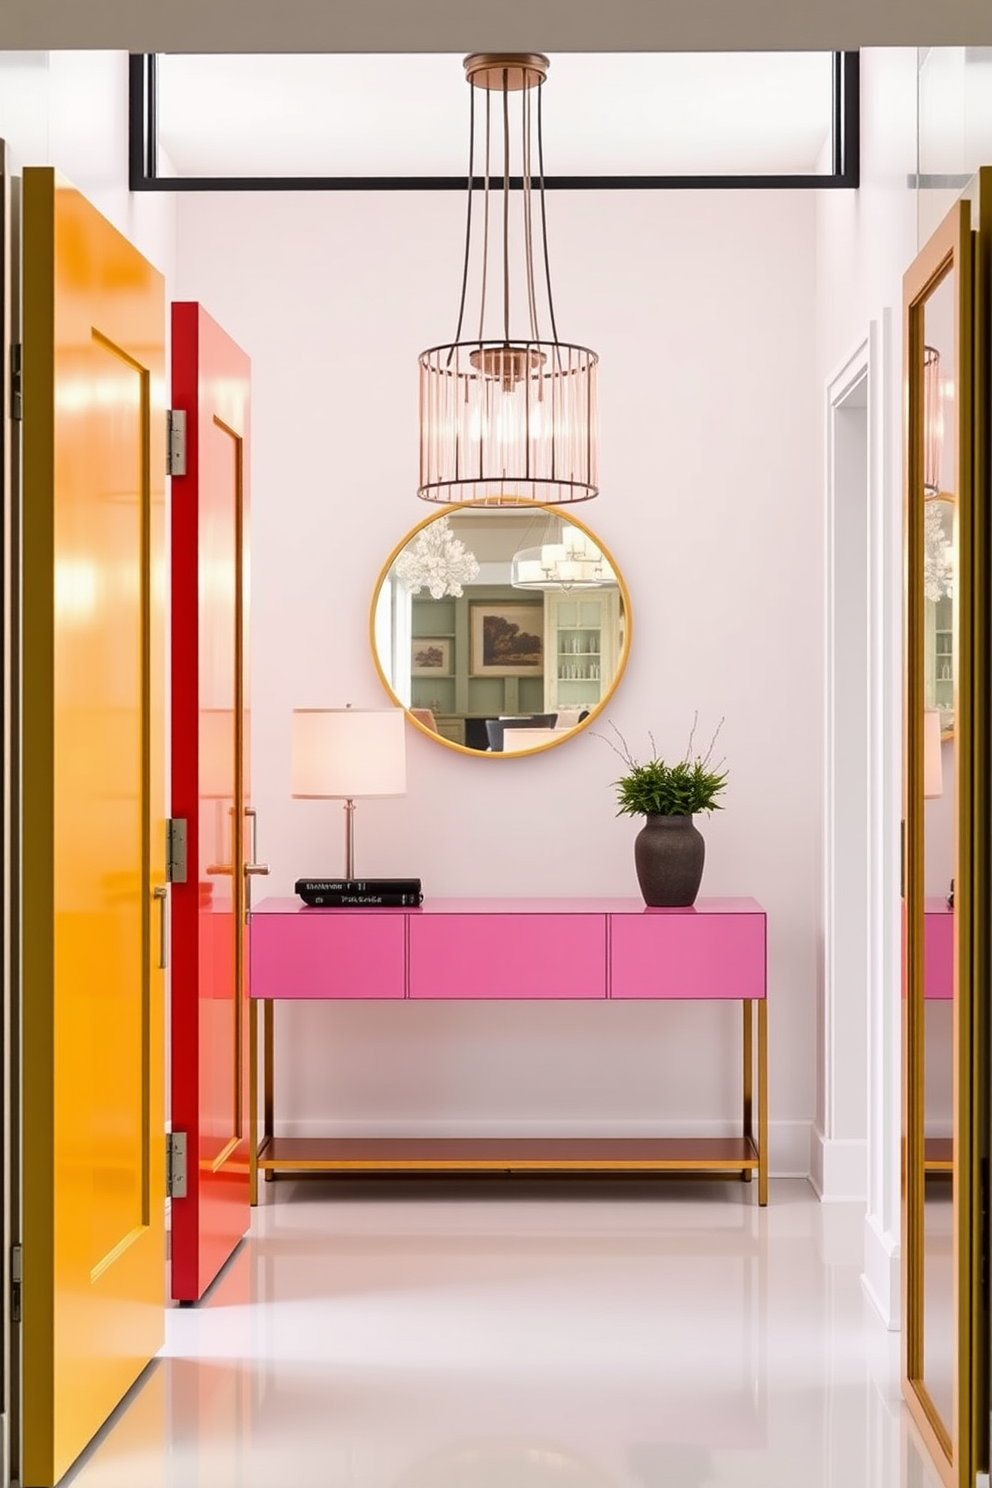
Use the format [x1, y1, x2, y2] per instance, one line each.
[418, 54, 599, 507]
[923, 344, 943, 496]
[511, 515, 611, 591]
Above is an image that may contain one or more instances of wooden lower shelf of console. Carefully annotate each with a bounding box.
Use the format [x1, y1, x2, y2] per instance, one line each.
[924, 1136, 953, 1173]
[256, 1135, 760, 1174]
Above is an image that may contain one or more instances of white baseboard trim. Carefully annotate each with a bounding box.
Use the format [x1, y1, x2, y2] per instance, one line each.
[808, 1126, 868, 1201]
[272, 1117, 814, 1179]
[862, 1211, 901, 1330]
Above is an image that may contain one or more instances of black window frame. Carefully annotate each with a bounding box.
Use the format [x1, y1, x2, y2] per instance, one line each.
[128, 50, 859, 192]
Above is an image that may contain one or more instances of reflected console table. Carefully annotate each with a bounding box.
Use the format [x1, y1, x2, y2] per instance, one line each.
[248, 896, 768, 1204]
[924, 897, 953, 1174]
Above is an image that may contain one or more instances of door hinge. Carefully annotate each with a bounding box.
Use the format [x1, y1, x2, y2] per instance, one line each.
[10, 343, 22, 421]
[11, 1245, 21, 1324]
[166, 1133, 188, 1199]
[166, 817, 188, 884]
[167, 409, 187, 476]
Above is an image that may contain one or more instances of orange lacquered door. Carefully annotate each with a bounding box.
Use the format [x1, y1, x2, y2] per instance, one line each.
[20, 170, 166, 1486]
[170, 303, 253, 1303]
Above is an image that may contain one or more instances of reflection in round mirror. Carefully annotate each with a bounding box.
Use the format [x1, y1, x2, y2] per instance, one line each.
[923, 494, 955, 739]
[370, 505, 631, 755]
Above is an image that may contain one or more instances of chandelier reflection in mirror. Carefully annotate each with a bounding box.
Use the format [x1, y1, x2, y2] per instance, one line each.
[924, 498, 953, 603]
[418, 54, 599, 507]
[394, 514, 480, 598]
[511, 513, 614, 591]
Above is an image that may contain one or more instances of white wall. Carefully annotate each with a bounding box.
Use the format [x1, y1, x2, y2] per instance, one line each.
[0, 50, 177, 283]
[176, 185, 819, 1167]
[815, 44, 992, 1317]
[815, 49, 917, 1312]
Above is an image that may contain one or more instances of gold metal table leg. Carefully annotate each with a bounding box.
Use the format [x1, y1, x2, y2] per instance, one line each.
[264, 998, 274, 1182]
[742, 999, 754, 1182]
[249, 997, 258, 1206]
[767, 993, 773, 1202]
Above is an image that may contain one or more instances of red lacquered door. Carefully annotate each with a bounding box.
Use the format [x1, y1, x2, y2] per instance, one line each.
[170, 303, 254, 1302]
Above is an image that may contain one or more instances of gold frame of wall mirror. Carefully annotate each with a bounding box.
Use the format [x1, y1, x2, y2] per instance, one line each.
[902, 187, 990, 1488]
[369, 504, 632, 757]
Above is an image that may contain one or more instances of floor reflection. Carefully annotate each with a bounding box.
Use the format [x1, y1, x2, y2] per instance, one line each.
[922, 1176, 954, 1429]
[60, 1178, 946, 1488]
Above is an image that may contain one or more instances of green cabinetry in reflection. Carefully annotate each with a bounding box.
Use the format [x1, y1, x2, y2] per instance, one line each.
[544, 589, 622, 715]
[410, 588, 545, 724]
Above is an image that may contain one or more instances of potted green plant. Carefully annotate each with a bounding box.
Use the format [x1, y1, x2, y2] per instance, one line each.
[600, 717, 728, 906]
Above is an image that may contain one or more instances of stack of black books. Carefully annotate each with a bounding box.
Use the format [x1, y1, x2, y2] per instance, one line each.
[295, 877, 423, 908]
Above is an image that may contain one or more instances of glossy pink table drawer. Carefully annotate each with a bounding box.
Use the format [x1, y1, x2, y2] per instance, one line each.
[924, 904, 953, 1001]
[251, 911, 406, 999]
[408, 913, 607, 1000]
[611, 912, 766, 1000]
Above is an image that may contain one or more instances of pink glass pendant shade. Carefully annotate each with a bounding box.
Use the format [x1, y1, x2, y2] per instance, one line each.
[419, 339, 598, 506]
[923, 344, 944, 497]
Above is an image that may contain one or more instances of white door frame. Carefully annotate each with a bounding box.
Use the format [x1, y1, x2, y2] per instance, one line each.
[821, 313, 902, 1327]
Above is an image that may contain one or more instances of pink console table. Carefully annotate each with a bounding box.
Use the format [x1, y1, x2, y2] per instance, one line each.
[248, 896, 768, 1204]
[924, 898, 953, 1174]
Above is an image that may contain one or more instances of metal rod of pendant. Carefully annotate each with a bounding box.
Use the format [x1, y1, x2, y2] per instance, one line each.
[523, 76, 539, 342]
[536, 78, 561, 350]
[450, 72, 476, 355]
[344, 798, 356, 879]
[502, 66, 510, 345]
[479, 88, 491, 343]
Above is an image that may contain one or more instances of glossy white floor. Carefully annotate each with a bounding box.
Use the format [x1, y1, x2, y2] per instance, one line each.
[63, 1178, 945, 1488]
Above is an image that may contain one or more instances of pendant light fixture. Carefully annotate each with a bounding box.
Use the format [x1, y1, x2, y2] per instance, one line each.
[418, 54, 599, 507]
[510, 514, 612, 591]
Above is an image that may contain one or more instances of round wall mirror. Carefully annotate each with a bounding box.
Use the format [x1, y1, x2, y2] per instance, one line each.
[370, 505, 631, 755]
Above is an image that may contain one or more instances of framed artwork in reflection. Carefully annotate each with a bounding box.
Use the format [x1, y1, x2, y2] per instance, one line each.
[469, 603, 544, 677]
[411, 638, 452, 675]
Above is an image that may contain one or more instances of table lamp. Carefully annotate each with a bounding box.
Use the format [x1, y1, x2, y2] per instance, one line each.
[291, 706, 406, 878]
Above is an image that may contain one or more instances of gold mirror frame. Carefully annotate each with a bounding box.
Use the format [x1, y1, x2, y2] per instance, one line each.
[369, 503, 632, 757]
[902, 188, 989, 1488]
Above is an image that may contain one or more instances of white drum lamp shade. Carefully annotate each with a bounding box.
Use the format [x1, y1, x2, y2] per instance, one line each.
[291, 708, 406, 800]
[291, 707, 407, 879]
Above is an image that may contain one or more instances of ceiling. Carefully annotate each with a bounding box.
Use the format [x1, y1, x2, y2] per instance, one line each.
[4, 0, 992, 53]
[157, 53, 835, 178]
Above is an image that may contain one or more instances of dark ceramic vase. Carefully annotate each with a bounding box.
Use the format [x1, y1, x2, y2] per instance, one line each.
[634, 814, 705, 907]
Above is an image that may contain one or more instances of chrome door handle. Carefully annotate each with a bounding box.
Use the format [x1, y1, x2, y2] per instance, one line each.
[153, 885, 168, 969]
[243, 808, 269, 917]
[244, 806, 269, 875]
